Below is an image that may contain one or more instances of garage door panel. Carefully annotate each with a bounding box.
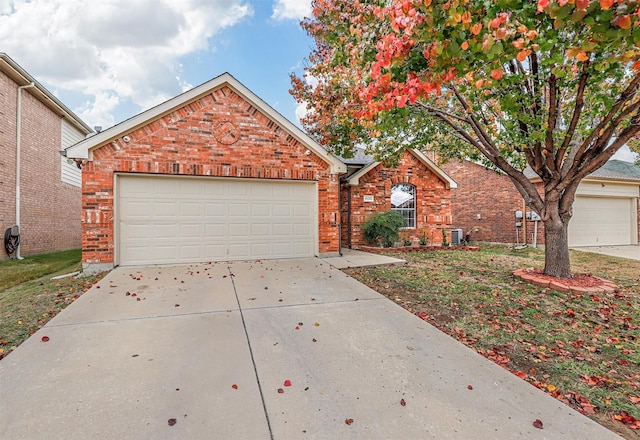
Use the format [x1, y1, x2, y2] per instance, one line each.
[273, 242, 293, 257]
[117, 176, 317, 266]
[178, 183, 204, 199]
[150, 236, 182, 249]
[228, 203, 249, 216]
[121, 201, 152, 217]
[228, 243, 250, 258]
[120, 178, 150, 196]
[252, 203, 271, 216]
[205, 223, 226, 237]
[123, 247, 150, 263]
[205, 244, 226, 258]
[160, 178, 185, 193]
[180, 202, 202, 217]
[293, 204, 312, 217]
[179, 245, 203, 259]
[271, 184, 292, 198]
[154, 224, 178, 238]
[292, 185, 312, 197]
[151, 245, 176, 260]
[180, 224, 204, 239]
[155, 202, 178, 217]
[228, 223, 249, 237]
[252, 184, 271, 196]
[120, 224, 151, 241]
[294, 223, 312, 236]
[273, 223, 291, 236]
[203, 182, 226, 196]
[251, 223, 270, 236]
[205, 203, 226, 216]
[272, 204, 292, 216]
[250, 242, 271, 256]
[229, 183, 250, 196]
[569, 196, 633, 246]
[294, 242, 313, 255]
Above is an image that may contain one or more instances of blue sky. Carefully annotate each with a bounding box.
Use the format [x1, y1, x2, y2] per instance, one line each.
[0, 0, 314, 129]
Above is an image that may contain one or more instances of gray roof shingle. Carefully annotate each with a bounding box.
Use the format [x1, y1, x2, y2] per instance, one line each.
[590, 159, 640, 181]
[338, 146, 375, 165]
[524, 159, 640, 182]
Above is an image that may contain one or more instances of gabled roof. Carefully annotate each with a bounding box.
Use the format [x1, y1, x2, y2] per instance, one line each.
[64, 72, 346, 174]
[339, 147, 375, 165]
[345, 149, 458, 189]
[524, 160, 640, 183]
[0, 53, 92, 135]
[589, 160, 640, 181]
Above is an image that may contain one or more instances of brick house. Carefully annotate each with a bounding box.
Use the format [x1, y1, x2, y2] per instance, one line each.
[441, 159, 640, 247]
[340, 147, 457, 248]
[0, 53, 92, 259]
[65, 73, 455, 273]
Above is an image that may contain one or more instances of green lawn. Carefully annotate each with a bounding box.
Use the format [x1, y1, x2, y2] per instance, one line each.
[0, 249, 82, 292]
[0, 249, 104, 359]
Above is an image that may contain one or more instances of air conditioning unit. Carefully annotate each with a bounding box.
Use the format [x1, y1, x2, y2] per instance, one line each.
[451, 228, 463, 245]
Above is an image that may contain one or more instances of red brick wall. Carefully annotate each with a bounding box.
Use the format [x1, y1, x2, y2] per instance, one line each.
[341, 150, 453, 248]
[0, 71, 17, 257]
[441, 160, 544, 245]
[443, 160, 640, 246]
[81, 86, 341, 264]
[0, 71, 82, 259]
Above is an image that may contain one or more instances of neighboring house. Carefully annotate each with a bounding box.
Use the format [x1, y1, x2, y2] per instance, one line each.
[340, 147, 457, 248]
[0, 53, 92, 260]
[441, 159, 640, 247]
[65, 73, 456, 273]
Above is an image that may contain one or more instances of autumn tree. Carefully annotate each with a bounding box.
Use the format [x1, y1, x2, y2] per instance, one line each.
[291, 0, 640, 278]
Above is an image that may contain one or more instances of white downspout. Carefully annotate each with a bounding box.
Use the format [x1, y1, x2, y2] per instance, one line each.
[15, 81, 35, 260]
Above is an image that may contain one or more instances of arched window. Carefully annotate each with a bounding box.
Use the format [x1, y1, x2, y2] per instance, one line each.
[391, 183, 416, 228]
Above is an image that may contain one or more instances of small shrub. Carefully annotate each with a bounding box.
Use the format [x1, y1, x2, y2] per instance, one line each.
[403, 239, 412, 246]
[419, 230, 428, 246]
[363, 211, 404, 248]
[442, 229, 449, 246]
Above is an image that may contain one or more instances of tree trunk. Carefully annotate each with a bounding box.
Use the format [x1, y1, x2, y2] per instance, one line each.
[543, 218, 572, 278]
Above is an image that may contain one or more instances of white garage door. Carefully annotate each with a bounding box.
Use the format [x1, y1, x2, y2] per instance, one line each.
[116, 175, 317, 266]
[569, 196, 634, 246]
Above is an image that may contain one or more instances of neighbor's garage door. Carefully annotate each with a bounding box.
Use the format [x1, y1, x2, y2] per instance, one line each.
[116, 175, 317, 266]
[568, 196, 634, 246]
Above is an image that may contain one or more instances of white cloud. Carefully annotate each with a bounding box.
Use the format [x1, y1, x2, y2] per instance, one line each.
[76, 91, 121, 130]
[0, 0, 14, 14]
[293, 73, 317, 123]
[271, 0, 311, 21]
[294, 101, 310, 122]
[0, 0, 252, 128]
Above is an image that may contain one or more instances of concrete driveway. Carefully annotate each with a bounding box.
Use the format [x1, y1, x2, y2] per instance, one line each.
[571, 245, 640, 261]
[0, 258, 621, 439]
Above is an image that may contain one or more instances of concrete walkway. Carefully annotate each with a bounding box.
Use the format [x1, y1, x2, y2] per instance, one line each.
[571, 245, 640, 261]
[0, 257, 620, 439]
[321, 248, 406, 269]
